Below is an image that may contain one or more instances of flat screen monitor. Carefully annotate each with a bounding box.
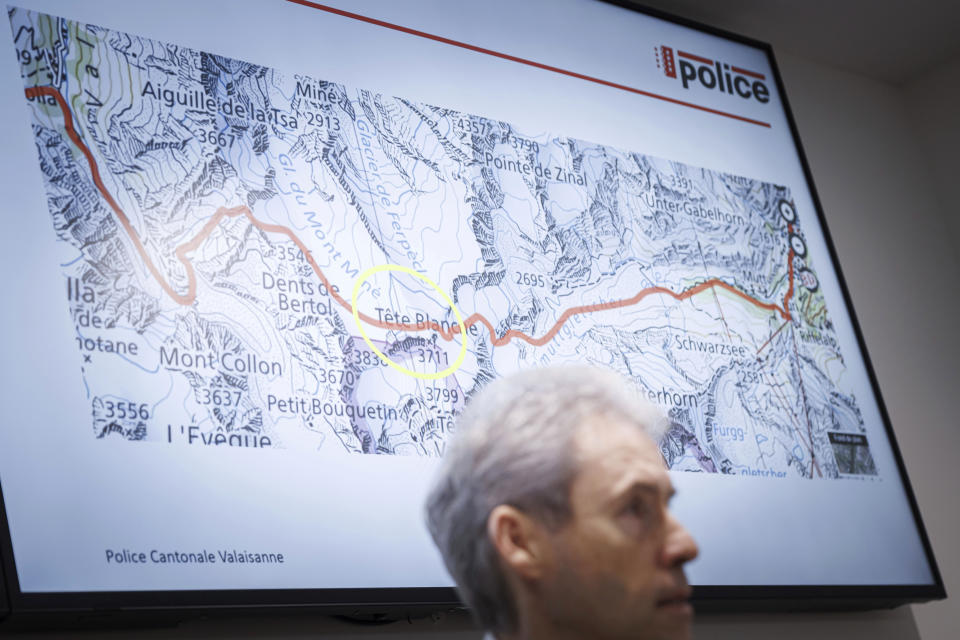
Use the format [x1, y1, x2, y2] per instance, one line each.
[0, 0, 944, 621]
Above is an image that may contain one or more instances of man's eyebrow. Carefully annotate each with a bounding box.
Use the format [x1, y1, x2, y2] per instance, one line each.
[614, 479, 674, 502]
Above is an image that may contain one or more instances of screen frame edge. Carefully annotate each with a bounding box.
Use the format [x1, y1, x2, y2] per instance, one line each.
[0, 0, 947, 624]
[601, 0, 947, 605]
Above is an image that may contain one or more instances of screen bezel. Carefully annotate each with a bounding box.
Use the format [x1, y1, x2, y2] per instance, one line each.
[0, 0, 946, 624]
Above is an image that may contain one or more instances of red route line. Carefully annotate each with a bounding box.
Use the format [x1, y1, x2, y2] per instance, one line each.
[810, 305, 827, 324]
[755, 318, 789, 356]
[783, 224, 796, 310]
[283, 0, 771, 129]
[26, 84, 794, 349]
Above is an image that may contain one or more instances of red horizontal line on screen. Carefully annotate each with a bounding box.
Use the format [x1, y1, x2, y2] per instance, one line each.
[732, 65, 766, 80]
[677, 50, 714, 65]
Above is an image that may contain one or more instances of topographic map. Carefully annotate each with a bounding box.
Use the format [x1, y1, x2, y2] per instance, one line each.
[9, 8, 876, 479]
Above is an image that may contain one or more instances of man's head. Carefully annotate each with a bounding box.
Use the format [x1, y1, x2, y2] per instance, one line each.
[425, 366, 699, 640]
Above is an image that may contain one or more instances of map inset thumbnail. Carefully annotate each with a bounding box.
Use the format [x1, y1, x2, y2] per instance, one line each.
[9, 8, 876, 479]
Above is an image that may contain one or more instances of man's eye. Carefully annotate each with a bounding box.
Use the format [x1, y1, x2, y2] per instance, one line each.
[625, 497, 649, 518]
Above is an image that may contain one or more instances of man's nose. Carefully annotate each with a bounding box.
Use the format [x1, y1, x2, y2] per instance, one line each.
[662, 513, 699, 568]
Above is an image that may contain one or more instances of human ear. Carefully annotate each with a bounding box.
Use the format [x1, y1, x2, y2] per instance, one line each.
[487, 505, 549, 581]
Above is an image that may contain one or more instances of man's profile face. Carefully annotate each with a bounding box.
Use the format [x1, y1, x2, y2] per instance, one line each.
[539, 415, 699, 640]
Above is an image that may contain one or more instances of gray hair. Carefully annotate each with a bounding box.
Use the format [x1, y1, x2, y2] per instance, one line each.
[424, 366, 667, 634]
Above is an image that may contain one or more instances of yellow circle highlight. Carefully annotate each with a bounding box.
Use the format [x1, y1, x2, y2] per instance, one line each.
[351, 264, 467, 380]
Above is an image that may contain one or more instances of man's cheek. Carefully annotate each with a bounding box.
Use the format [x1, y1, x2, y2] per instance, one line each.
[618, 554, 661, 600]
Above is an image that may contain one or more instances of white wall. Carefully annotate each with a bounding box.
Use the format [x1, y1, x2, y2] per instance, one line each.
[903, 57, 960, 245]
[898, 56, 960, 640]
[3, 30, 957, 640]
[772, 50, 959, 640]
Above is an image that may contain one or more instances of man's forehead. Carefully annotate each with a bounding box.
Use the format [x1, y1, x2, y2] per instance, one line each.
[572, 415, 671, 493]
[573, 414, 662, 457]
